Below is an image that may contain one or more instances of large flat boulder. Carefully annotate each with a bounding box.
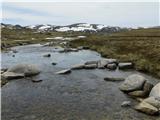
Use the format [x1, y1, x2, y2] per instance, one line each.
[119, 74, 146, 92]
[149, 82, 160, 98]
[7, 64, 41, 77]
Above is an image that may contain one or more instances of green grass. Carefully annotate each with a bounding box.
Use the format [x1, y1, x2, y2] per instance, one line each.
[1, 27, 160, 78]
[70, 28, 160, 78]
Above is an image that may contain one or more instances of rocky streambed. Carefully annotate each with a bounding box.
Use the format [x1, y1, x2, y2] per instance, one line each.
[1, 44, 160, 120]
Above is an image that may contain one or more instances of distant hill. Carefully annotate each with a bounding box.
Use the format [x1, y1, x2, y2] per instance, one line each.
[1, 23, 131, 33]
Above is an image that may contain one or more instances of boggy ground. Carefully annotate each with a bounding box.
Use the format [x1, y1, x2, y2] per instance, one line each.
[1, 44, 160, 120]
[70, 28, 160, 78]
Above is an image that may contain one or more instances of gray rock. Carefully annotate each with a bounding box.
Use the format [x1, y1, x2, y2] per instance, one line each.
[104, 77, 125, 82]
[84, 64, 97, 69]
[97, 59, 117, 69]
[85, 60, 98, 65]
[71, 64, 85, 70]
[56, 69, 71, 74]
[119, 62, 133, 69]
[119, 74, 146, 92]
[106, 63, 117, 70]
[59, 48, 78, 53]
[143, 97, 160, 109]
[2, 72, 24, 80]
[128, 82, 153, 98]
[121, 101, 131, 107]
[134, 101, 159, 115]
[149, 82, 160, 98]
[7, 64, 40, 77]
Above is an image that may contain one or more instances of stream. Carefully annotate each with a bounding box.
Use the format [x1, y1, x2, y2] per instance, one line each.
[1, 44, 160, 120]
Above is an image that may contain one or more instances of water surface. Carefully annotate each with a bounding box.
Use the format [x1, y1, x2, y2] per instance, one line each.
[1, 44, 160, 120]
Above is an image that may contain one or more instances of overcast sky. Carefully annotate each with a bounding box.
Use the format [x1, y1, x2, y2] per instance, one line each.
[1, 2, 159, 27]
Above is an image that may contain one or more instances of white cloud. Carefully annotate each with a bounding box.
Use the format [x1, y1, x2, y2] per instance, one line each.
[2, 2, 159, 27]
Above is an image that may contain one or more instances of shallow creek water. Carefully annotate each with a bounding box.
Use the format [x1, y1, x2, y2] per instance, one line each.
[1, 44, 160, 120]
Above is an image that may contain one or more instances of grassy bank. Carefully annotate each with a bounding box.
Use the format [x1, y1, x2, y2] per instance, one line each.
[1, 27, 160, 78]
[70, 28, 160, 78]
[1, 27, 88, 50]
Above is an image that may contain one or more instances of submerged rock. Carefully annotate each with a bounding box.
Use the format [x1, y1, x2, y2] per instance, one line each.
[104, 77, 125, 82]
[119, 62, 133, 69]
[56, 69, 71, 74]
[119, 74, 146, 92]
[149, 82, 160, 98]
[31, 79, 43, 83]
[134, 101, 159, 115]
[51, 62, 57, 65]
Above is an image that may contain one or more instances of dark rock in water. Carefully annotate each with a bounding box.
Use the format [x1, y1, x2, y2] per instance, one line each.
[121, 101, 131, 107]
[104, 77, 125, 82]
[118, 62, 133, 70]
[32, 79, 43, 83]
[134, 101, 159, 115]
[12, 55, 15, 57]
[119, 74, 146, 92]
[71, 64, 85, 70]
[43, 54, 51, 57]
[84, 64, 97, 69]
[52, 62, 57, 65]
[106, 63, 117, 70]
[128, 82, 153, 98]
[56, 69, 71, 74]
